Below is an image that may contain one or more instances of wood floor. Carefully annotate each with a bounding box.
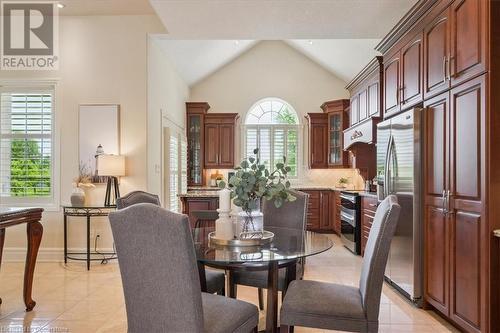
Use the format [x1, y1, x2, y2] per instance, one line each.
[0, 234, 457, 332]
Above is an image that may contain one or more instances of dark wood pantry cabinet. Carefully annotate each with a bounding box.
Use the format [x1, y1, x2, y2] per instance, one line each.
[376, 0, 497, 332]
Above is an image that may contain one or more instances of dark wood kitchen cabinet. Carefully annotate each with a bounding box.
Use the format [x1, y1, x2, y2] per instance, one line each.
[383, 32, 423, 118]
[204, 113, 238, 169]
[322, 100, 350, 168]
[383, 52, 401, 117]
[424, 0, 486, 99]
[308, 99, 349, 169]
[376, 0, 497, 332]
[334, 191, 341, 235]
[344, 57, 383, 181]
[424, 76, 486, 333]
[180, 196, 219, 229]
[308, 114, 329, 169]
[401, 32, 423, 109]
[423, 4, 451, 99]
[302, 189, 335, 233]
[449, 0, 486, 87]
[186, 102, 210, 186]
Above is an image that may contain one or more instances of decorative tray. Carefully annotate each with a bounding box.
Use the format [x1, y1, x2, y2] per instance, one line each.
[208, 230, 274, 247]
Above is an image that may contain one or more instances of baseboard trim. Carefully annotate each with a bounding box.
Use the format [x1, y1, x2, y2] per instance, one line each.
[2, 247, 116, 262]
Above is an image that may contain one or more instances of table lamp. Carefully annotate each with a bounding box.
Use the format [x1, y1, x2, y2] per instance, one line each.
[97, 155, 125, 206]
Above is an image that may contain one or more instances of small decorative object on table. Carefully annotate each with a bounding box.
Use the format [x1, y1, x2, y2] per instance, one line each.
[217, 148, 295, 241]
[71, 163, 95, 206]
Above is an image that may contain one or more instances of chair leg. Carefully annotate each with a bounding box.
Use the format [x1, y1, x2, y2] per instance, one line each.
[258, 288, 264, 310]
[217, 287, 225, 296]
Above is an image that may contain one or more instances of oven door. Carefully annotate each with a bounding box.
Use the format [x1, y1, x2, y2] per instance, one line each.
[340, 210, 356, 253]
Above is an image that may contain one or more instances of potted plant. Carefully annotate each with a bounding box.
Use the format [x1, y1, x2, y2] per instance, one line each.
[218, 148, 296, 239]
[71, 163, 95, 206]
[338, 177, 349, 189]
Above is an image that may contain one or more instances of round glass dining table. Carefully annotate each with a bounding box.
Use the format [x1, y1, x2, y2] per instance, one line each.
[192, 226, 333, 333]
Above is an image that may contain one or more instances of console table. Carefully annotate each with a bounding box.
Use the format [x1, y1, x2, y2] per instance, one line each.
[0, 207, 44, 311]
[62, 205, 116, 270]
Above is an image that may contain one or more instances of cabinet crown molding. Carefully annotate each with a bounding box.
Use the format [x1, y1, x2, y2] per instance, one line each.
[345, 57, 383, 92]
[375, 0, 439, 54]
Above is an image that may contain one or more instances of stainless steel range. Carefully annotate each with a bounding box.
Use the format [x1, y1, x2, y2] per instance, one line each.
[340, 191, 361, 255]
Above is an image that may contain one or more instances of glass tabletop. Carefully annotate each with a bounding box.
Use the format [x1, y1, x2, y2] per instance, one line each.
[193, 226, 333, 264]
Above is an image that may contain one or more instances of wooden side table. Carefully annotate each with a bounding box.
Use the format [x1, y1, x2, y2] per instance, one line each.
[62, 205, 116, 270]
[0, 207, 44, 311]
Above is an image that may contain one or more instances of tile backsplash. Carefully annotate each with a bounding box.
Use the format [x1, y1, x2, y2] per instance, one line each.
[205, 168, 364, 190]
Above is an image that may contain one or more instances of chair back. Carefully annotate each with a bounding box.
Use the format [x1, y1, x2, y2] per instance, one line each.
[116, 190, 161, 209]
[109, 203, 204, 333]
[263, 190, 309, 231]
[359, 195, 401, 322]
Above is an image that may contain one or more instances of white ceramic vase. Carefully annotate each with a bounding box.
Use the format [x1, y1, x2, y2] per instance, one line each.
[70, 187, 86, 206]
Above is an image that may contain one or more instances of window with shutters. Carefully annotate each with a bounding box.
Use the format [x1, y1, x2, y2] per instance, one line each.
[244, 98, 300, 178]
[169, 134, 179, 212]
[165, 126, 187, 213]
[0, 86, 58, 207]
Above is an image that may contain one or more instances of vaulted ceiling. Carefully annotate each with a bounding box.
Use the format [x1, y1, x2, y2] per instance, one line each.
[57, 0, 417, 85]
[149, 0, 416, 39]
[155, 39, 381, 86]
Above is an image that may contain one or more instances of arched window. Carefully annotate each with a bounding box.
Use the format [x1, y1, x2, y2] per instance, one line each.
[244, 98, 300, 178]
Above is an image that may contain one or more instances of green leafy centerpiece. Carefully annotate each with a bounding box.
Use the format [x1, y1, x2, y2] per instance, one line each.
[218, 148, 296, 239]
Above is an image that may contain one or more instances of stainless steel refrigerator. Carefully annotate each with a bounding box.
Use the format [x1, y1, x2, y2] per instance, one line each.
[376, 108, 423, 306]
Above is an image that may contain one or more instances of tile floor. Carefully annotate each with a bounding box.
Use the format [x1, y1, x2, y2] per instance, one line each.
[0, 234, 458, 332]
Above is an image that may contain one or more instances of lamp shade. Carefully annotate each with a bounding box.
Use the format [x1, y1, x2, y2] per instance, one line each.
[97, 155, 125, 176]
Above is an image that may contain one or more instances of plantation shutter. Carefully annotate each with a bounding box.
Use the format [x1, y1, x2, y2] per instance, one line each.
[180, 137, 187, 195]
[245, 128, 258, 158]
[169, 134, 179, 212]
[244, 126, 298, 177]
[0, 88, 53, 198]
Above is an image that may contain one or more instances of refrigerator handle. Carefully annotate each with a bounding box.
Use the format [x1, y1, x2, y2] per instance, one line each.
[385, 135, 394, 197]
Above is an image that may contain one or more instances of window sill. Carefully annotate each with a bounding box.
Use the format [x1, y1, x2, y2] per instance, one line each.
[0, 202, 60, 212]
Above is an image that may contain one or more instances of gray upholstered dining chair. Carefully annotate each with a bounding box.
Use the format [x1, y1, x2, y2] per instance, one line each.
[279, 195, 401, 333]
[116, 191, 161, 209]
[109, 203, 259, 333]
[231, 190, 309, 309]
[116, 191, 226, 295]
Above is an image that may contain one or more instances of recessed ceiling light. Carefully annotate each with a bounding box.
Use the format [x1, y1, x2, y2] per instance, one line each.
[234, 40, 240, 45]
[308, 40, 313, 45]
[57, 3, 65, 9]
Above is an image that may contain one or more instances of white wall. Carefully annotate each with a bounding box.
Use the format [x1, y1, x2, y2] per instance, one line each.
[147, 37, 190, 200]
[190, 41, 363, 189]
[0, 15, 165, 260]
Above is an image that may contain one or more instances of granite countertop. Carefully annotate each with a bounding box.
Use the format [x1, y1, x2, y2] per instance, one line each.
[187, 186, 220, 191]
[178, 191, 219, 198]
[179, 186, 378, 199]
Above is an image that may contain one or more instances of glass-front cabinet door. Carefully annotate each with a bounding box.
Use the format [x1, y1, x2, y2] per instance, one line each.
[188, 114, 203, 186]
[329, 112, 343, 166]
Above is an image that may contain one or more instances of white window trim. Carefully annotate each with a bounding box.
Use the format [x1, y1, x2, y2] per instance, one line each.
[0, 79, 60, 211]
